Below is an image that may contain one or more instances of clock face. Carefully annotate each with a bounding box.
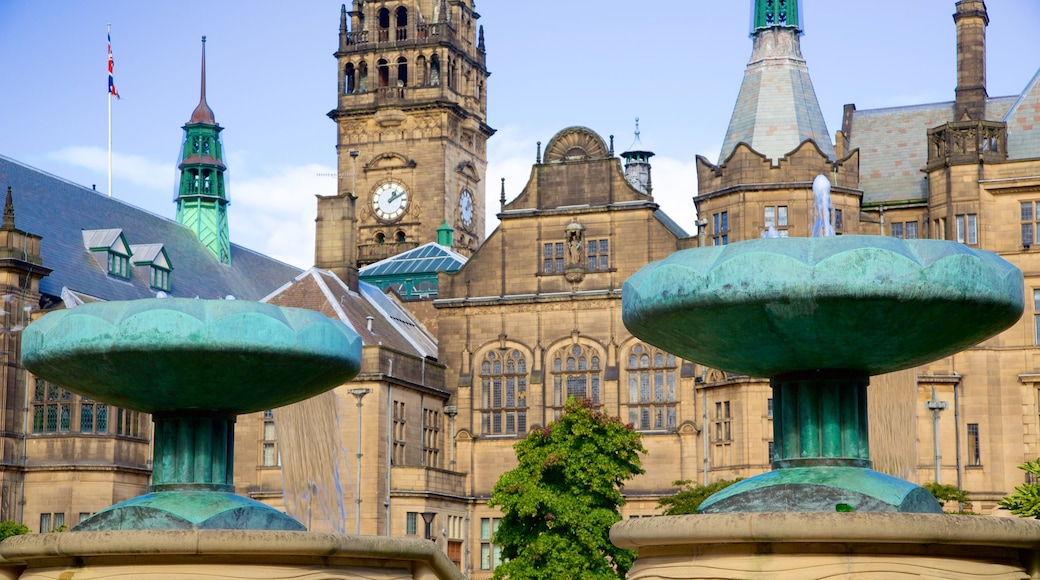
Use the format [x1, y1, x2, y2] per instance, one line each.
[372, 181, 409, 222]
[460, 189, 474, 228]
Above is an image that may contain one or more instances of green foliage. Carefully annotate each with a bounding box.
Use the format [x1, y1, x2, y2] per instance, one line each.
[999, 459, 1040, 518]
[488, 397, 646, 580]
[923, 482, 972, 512]
[0, 520, 29, 541]
[657, 479, 741, 515]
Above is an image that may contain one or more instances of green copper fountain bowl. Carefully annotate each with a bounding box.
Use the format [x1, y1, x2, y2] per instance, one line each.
[623, 236, 1023, 378]
[21, 298, 363, 414]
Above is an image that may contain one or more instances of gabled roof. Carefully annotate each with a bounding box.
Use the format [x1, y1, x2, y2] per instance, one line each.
[263, 268, 437, 360]
[1004, 67, 1040, 160]
[359, 242, 467, 278]
[0, 155, 300, 301]
[129, 244, 170, 268]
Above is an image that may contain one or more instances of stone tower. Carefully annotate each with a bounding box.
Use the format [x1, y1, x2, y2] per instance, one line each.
[694, 0, 860, 244]
[175, 37, 231, 264]
[322, 1, 494, 270]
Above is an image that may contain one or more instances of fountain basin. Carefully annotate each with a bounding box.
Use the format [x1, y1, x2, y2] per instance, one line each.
[622, 236, 1023, 378]
[21, 298, 362, 414]
[20, 298, 364, 531]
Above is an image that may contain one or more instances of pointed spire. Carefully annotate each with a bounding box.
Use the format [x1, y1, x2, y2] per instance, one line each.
[189, 36, 216, 125]
[478, 25, 485, 54]
[2, 187, 15, 231]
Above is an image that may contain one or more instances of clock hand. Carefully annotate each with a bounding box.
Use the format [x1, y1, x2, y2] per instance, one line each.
[387, 190, 403, 204]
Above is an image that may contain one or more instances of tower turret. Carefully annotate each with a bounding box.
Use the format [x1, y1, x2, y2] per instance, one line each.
[620, 119, 654, 195]
[175, 37, 231, 264]
[751, 0, 802, 33]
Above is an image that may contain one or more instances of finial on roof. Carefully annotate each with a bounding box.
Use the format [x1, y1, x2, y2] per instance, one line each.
[752, 0, 802, 35]
[536, 141, 542, 164]
[188, 36, 216, 125]
[500, 177, 506, 208]
[478, 25, 485, 53]
[2, 187, 15, 230]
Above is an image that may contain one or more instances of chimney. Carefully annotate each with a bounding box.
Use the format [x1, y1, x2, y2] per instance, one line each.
[953, 0, 989, 121]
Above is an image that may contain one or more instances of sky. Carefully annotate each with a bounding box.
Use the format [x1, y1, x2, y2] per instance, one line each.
[0, 1, 1038, 269]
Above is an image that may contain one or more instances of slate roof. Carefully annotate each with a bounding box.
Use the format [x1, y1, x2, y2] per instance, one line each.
[358, 242, 467, 278]
[848, 97, 1019, 205]
[1005, 68, 1040, 160]
[0, 155, 301, 302]
[720, 28, 834, 164]
[263, 268, 436, 359]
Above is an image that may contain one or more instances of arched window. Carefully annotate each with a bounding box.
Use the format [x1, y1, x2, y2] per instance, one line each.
[550, 343, 602, 419]
[378, 59, 390, 87]
[625, 343, 678, 431]
[397, 56, 408, 87]
[416, 55, 427, 86]
[480, 349, 528, 436]
[378, 8, 391, 41]
[430, 54, 441, 86]
[358, 61, 368, 92]
[448, 58, 457, 90]
[395, 7, 408, 40]
[375, 232, 385, 244]
[395, 230, 406, 242]
[345, 63, 356, 94]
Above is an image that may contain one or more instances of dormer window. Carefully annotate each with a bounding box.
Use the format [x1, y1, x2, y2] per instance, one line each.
[130, 244, 173, 292]
[83, 229, 133, 280]
[107, 252, 130, 279]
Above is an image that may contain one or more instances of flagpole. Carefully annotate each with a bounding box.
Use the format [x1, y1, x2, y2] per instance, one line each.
[107, 24, 113, 198]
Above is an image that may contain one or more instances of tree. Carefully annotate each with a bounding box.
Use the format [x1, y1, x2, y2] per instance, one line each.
[999, 459, 1040, 517]
[657, 478, 742, 515]
[0, 520, 29, 541]
[488, 397, 646, 579]
[923, 482, 972, 513]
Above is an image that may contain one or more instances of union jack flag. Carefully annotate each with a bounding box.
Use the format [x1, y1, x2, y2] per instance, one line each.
[108, 30, 119, 99]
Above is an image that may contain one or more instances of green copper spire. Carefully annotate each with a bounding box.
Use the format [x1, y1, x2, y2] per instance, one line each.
[751, 0, 801, 34]
[175, 36, 231, 264]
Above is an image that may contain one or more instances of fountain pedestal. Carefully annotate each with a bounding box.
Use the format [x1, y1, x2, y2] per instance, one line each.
[618, 237, 1033, 577]
[6, 298, 462, 580]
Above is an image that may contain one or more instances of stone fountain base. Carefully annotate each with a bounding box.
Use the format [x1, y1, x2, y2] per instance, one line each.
[611, 513, 1040, 579]
[0, 530, 463, 580]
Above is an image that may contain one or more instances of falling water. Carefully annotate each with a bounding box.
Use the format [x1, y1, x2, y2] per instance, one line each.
[867, 368, 919, 481]
[274, 389, 350, 533]
[811, 174, 836, 237]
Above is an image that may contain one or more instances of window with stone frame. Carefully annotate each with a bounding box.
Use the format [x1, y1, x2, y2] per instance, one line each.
[1022, 202, 1038, 247]
[955, 214, 978, 245]
[480, 517, 502, 570]
[542, 242, 565, 274]
[422, 408, 441, 467]
[712, 211, 729, 245]
[587, 239, 609, 271]
[79, 398, 109, 434]
[714, 401, 732, 442]
[624, 343, 678, 431]
[550, 343, 602, 420]
[261, 410, 279, 467]
[32, 379, 72, 433]
[392, 400, 406, 465]
[480, 349, 528, 436]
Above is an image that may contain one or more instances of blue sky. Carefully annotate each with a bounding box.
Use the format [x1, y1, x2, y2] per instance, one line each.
[1, 1, 1037, 268]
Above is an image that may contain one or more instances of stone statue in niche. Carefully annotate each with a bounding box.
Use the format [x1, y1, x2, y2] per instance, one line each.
[565, 221, 586, 283]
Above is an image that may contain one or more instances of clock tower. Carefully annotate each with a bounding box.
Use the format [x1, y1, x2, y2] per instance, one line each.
[321, 0, 494, 270]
